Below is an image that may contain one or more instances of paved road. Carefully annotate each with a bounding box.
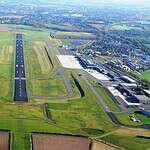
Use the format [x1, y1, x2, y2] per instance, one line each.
[81, 74, 150, 130]
[108, 112, 150, 130]
[45, 38, 150, 130]
[45, 39, 75, 97]
[14, 34, 28, 102]
[79, 70, 128, 113]
[81, 76, 111, 112]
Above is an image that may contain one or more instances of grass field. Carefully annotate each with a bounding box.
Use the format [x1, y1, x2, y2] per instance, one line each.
[111, 25, 142, 31]
[48, 37, 61, 55]
[55, 31, 96, 39]
[46, 72, 117, 133]
[102, 132, 150, 150]
[33, 41, 52, 75]
[139, 71, 150, 81]
[0, 72, 118, 149]
[136, 114, 150, 124]
[0, 25, 149, 150]
[0, 32, 14, 101]
[0, 104, 68, 150]
[90, 81, 120, 112]
[116, 113, 141, 126]
[0, 46, 13, 64]
[47, 23, 79, 31]
[31, 78, 67, 97]
[102, 128, 150, 150]
[18, 26, 68, 98]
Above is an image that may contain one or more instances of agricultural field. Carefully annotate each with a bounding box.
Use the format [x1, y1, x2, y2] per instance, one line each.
[54, 31, 96, 39]
[32, 134, 91, 150]
[0, 132, 10, 150]
[91, 140, 119, 150]
[111, 25, 142, 31]
[0, 72, 117, 149]
[0, 25, 149, 150]
[102, 128, 150, 150]
[0, 24, 15, 32]
[0, 31, 14, 101]
[47, 23, 79, 32]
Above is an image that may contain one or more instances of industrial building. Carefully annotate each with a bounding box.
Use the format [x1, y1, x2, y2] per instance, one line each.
[141, 110, 150, 117]
[135, 95, 150, 104]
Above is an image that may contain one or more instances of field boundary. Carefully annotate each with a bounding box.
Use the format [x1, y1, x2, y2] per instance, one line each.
[31, 132, 124, 150]
[0, 130, 11, 150]
[92, 139, 124, 150]
[31, 132, 89, 138]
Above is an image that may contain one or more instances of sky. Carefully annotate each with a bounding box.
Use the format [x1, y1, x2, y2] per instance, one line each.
[1, 0, 150, 7]
[41, 0, 150, 7]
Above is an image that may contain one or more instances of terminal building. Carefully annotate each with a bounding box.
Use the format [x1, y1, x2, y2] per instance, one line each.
[77, 56, 96, 69]
[120, 75, 136, 83]
[141, 110, 150, 117]
[116, 85, 140, 104]
[144, 90, 150, 97]
[134, 95, 150, 104]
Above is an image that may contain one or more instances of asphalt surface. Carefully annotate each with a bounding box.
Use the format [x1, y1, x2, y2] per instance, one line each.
[108, 112, 150, 130]
[45, 39, 75, 97]
[45, 38, 150, 130]
[81, 76, 111, 112]
[79, 70, 129, 113]
[80, 73, 150, 130]
[14, 34, 28, 102]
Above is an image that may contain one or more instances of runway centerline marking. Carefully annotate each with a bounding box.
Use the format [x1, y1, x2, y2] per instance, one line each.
[14, 34, 28, 102]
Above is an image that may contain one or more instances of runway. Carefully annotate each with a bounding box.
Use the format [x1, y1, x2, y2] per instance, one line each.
[14, 34, 28, 102]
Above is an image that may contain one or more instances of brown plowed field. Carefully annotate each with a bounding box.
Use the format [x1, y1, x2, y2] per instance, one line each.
[0, 132, 10, 150]
[91, 141, 120, 150]
[0, 26, 15, 32]
[32, 134, 91, 150]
